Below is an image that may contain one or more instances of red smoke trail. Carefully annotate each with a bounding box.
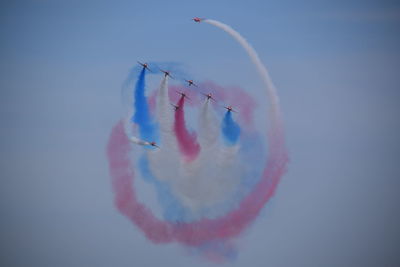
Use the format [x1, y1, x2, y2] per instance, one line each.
[173, 96, 200, 161]
[107, 120, 288, 246]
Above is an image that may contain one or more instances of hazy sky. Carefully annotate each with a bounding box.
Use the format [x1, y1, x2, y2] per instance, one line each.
[1, 0, 399, 266]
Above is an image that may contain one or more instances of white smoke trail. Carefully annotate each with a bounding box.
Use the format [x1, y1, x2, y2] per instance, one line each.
[156, 76, 173, 135]
[148, 76, 181, 183]
[204, 19, 282, 130]
[198, 99, 219, 147]
[129, 136, 151, 146]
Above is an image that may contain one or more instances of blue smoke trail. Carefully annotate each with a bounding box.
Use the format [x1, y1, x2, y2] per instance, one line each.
[221, 111, 241, 145]
[132, 68, 158, 142]
[138, 155, 191, 222]
[133, 67, 191, 222]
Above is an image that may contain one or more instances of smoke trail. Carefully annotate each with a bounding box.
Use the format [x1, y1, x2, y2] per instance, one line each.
[156, 76, 175, 142]
[221, 111, 241, 145]
[147, 75, 181, 195]
[203, 18, 288, 205]
[132, 68, 157, 142]
[174, 96, 200, 161]
[198, 99, 219, 147]
[129, 136, 151, 146]
[107, 121, 287, 245]
[147, 76, 180, 181]
[203, 19, 283, 131]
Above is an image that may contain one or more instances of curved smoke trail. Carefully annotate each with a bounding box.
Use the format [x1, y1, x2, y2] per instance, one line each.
[129, 136, 150, 146]
[107, 120, 286, 244]
[204, 19, 283, 131]
[203, 18, 288, 197]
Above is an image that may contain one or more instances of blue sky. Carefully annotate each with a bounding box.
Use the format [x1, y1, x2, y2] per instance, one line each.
[0, 0, 399, 266]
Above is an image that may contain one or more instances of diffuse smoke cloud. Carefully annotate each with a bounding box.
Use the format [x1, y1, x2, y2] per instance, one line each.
[107, 19, 288, 262]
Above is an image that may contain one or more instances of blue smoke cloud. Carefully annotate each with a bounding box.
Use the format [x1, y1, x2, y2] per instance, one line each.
[132, 68, 158, 142]
[221, 111, 241, 145]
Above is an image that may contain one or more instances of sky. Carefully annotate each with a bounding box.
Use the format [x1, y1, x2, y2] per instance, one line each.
[0, 0, 399, 266]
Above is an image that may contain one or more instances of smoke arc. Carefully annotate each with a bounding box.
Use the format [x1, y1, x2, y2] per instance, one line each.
[204, 19, 283, 131]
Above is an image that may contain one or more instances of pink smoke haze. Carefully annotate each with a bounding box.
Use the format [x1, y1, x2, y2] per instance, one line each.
[107, 119, 287, 245]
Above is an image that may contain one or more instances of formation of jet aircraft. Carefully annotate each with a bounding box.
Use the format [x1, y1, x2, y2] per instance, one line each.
[133, 59, 241, 148]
